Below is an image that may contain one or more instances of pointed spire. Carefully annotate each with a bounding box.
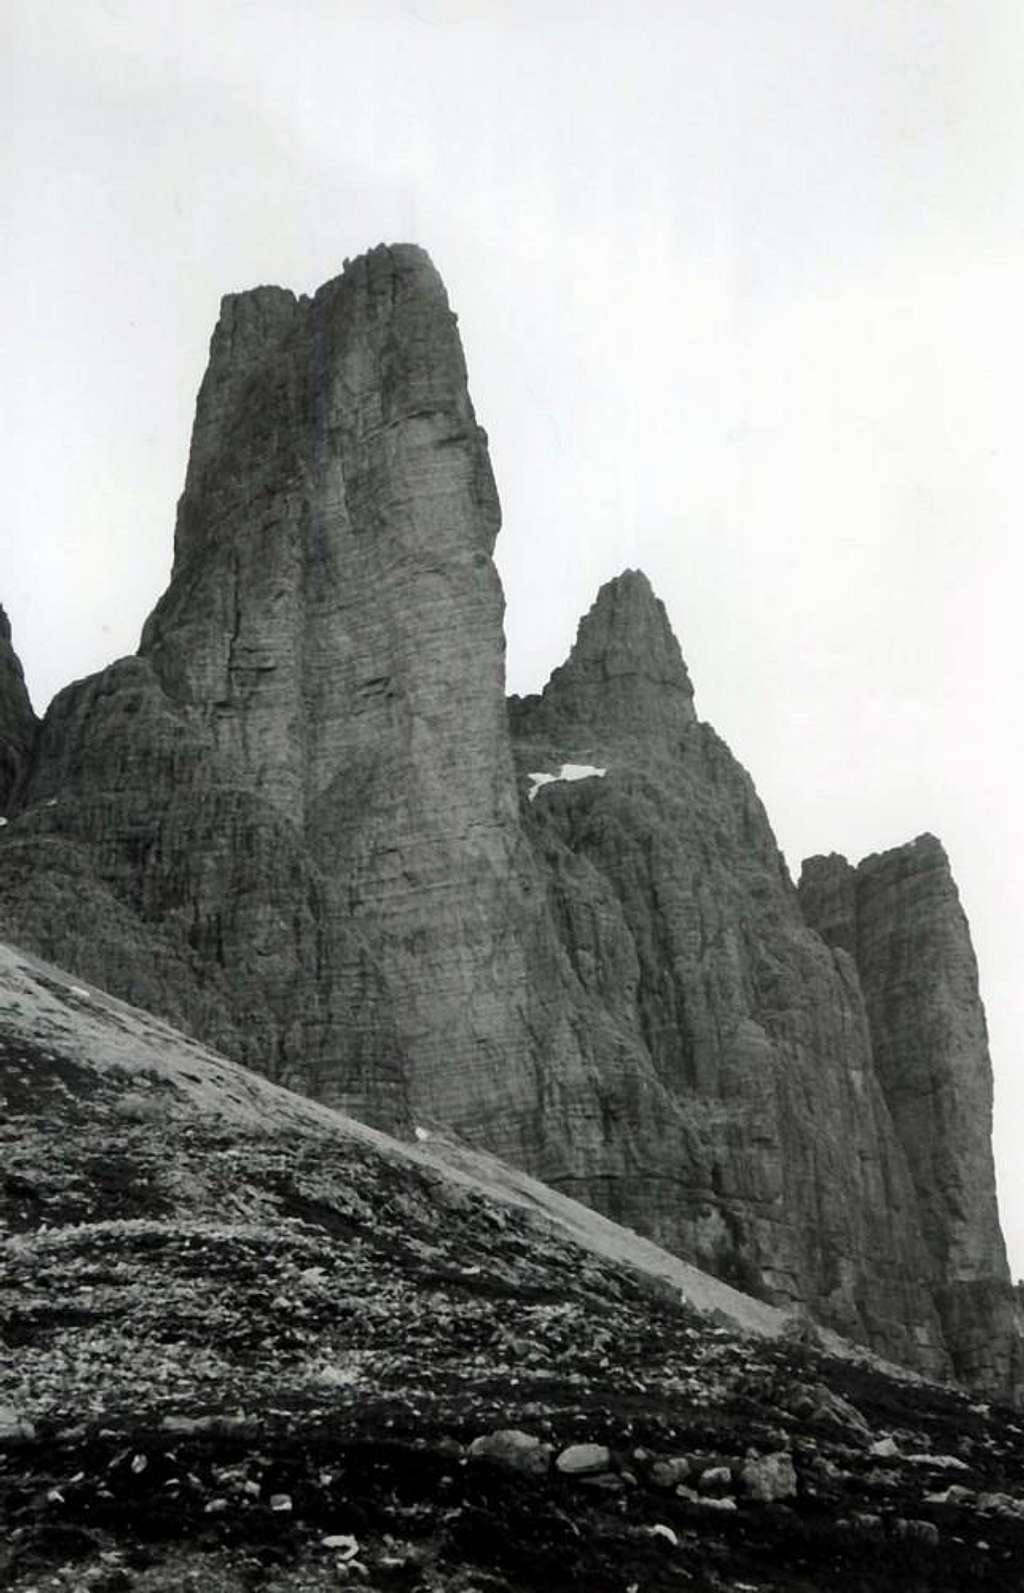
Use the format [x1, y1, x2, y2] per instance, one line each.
[533, 570, 695, 738]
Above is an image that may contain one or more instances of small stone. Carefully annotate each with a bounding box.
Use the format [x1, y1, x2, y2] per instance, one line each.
[469, 1429, 552, 1476]
[696, 1464, 733, 1496]
[644, 1523, 678, 1547]
[323, 1534, 359, 1559]
[555, 1443, 613, 1477]
[868, 1436, 900, 1459]
[130, 1453, 148, 1475]
[978, 1492, 1024, 1519]
[925, 1485, 973, 1506]
[892, 1519, 940, 1548]
[269, 1493, 293, 1512]
[739, 1451, 797, 1503]
[675, 1483, 736, 1511]
[650, 1457, 691, 1489]
[906, 1452, 968, 1471]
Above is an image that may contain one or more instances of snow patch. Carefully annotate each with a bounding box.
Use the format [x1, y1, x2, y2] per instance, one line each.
[527, 764, 607, 802]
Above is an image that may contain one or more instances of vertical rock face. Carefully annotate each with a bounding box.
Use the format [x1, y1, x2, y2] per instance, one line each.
[512, 576, 953, 1376]
[0, 245, 529, 1133]
[0, 606, 37, 810]
[137, 244, 530, 1132]
[800, 839, 1019, 1388]
[0, 245, 1018, 1393]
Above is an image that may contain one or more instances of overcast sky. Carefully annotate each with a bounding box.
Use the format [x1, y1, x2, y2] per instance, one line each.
[4, 0, 1022, 1276]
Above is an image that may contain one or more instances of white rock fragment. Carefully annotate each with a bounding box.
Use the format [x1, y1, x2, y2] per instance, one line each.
[527, 764, 607, 802]
[650, 1457, 691, 1488]
[697, 1464, 733, 1495]
[556, 1442, 613, 1476]
[269, 1493, 293, 1512]
[323, 1534, 360, 1559]
[644, 1523, 679, 1547]
[868, 1436, 900, 1459]
[469, 1429, 552, 1476]
[740, 1451, 797, 1502]
[906, 1452, 968, 1470]
[414, 1126, 431, 1142]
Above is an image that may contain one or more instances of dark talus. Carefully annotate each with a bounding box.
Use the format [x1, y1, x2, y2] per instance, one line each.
[0, 247, 1018, 1393]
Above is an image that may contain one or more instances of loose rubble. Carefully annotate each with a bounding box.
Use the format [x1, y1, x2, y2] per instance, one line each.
[3, 973, 1024, 1589]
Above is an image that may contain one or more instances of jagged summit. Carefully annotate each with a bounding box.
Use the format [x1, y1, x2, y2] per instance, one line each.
[511, 568, 696, 743]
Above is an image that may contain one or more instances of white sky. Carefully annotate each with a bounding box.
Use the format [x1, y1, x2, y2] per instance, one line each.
[4, 0, 1022, 1276]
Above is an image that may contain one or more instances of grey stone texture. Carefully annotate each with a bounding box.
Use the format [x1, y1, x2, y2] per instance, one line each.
[0, 245, 1018, 1394]
[0, 605, 37, 811]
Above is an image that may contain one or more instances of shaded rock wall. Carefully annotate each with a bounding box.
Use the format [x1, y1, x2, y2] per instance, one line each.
[0, 246, 1018, 1393]
[512, 576, 951, 1375]
[800, 840, 1019, 1388]
[0, 605, 37, 811]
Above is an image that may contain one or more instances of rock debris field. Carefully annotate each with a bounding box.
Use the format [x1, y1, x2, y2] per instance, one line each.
[2, 945, 1024, 1592]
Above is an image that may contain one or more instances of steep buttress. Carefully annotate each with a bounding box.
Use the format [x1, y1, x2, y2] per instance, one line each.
[800, 843, 1021, 1388]
[0, 246, 530, 1133]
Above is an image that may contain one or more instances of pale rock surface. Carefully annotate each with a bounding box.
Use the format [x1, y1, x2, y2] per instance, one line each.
[740, 1452, 798, 1502]
[555, 1443, 613, 1476]
[469, 1430, 552, 1476]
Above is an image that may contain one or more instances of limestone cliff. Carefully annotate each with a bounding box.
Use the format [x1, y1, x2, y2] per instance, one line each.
[511, 575, 956, 1379]
[0, 605, 36, 811]
[1, 246, 534, 1133]
[800, 841, 1020, 1388]
[0, 245, 1018, 1393]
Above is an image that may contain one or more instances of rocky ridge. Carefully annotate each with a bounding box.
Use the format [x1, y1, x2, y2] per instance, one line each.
[0, 243, 1018, 1396]
[2, 943, 1024, 1592]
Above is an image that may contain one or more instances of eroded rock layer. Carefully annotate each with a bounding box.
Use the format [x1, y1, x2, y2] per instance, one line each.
[0, 245, 1017, 1393]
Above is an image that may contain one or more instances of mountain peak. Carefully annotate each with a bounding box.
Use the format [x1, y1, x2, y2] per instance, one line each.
[527, 569, 695, 740]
